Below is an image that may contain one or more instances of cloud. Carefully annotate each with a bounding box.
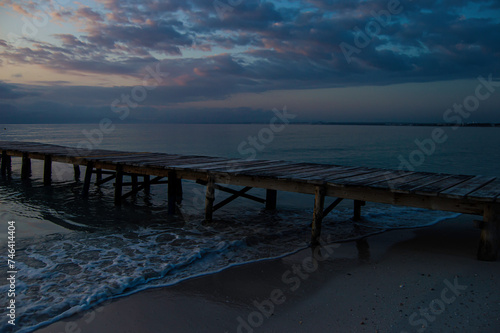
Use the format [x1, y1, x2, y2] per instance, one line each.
[1, 0, 499, 123]
[0, 82, 38, 99]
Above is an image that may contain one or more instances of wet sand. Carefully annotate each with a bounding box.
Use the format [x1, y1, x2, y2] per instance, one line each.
[36, 214, 500, 333]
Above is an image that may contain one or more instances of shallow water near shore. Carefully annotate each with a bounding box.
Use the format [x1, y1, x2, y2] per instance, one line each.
[0, 124, 498, 332]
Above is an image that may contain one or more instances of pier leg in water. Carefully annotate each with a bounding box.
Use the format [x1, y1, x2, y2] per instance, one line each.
[353, 200, 365, 222]
[74, 165, 81, 181]
[311, 186, 325, 245]
[131, 174, 138, 192]
[82, 162, 94, 197]
[477, 204, 500, 261]
[168, 171, 178, 214]
[21, 153, 31, 179]
[205, 176, 215, 222]
[114, 165, 123, 206]
[95, 168, 103, 184]
[265, 189, 277, 210]
[143, 175, 150, 195]
[175, 178, 183, 204]
[1, 151, 12, 177]
[43, 155, 52, 186]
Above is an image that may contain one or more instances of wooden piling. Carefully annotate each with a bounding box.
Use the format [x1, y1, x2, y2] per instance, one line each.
[21, 153, 31, 179]
[144, 175, 150, 195]
[205, 176, 215, 222]
[114, 164, 123, 206]
[74, 165, 81, 181]
[477, 204, 500, 261]
[311, 186, 325, 245]
[43, 155, 52, 186]
[95, 168, 103, 184]
[131, 174, 138, 192]
[168, 171, 177, 214]
[175, 178, 183, 204]
[353, 200, 365, 221]
[82, 162, 94, 197]
[265, 189, 277, 210]
[1, 151, 11, 176]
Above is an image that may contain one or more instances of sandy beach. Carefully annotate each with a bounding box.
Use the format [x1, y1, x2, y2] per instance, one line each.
[35, 214, 500, 333]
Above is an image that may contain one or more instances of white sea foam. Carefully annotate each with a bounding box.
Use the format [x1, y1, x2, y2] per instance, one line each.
[0, 203, 458, 332]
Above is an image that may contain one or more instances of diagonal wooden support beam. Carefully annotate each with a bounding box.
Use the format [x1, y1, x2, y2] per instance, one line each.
[92, 170, 115, 175]
[149, 176, 164, 185]
[323, 197, 343, 217]
[122, 183, 147, 200]
[96, 174, 116, 186]
[213, 187, 253, 212]
[196, 180, 265, 204]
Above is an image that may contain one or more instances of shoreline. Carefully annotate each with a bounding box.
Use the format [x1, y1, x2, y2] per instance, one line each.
[36, 214, 500, 333]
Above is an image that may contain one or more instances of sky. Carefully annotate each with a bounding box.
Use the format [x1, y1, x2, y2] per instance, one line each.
[0, 0, 499, 124]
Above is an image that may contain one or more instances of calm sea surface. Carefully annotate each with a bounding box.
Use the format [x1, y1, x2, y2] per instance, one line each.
[1, 124, 499, 332]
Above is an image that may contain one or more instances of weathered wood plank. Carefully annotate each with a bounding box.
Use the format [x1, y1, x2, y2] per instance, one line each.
[289, 165, 358, 179]
[467, 179, 500, 202]
[440, 176, 497, 199]
[413, 175, 475, 196]
[211, 161, 291, 174]
[389, 174, 454, 193]
[331, 170, 395, 186]
[326, 168, 379, 182]
[368, 172, 432, 190]
[251, 164, 326, 178]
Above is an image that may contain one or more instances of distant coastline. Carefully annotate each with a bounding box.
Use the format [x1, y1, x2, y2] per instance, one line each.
[304, 122, 500, 127]
[1, 122, 500, 127]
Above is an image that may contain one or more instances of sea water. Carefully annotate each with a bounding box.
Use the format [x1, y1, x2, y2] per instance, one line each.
[0, 124, 499, 332]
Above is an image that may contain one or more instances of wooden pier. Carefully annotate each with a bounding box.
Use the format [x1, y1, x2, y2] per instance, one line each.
[1, 140, 499, 261]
